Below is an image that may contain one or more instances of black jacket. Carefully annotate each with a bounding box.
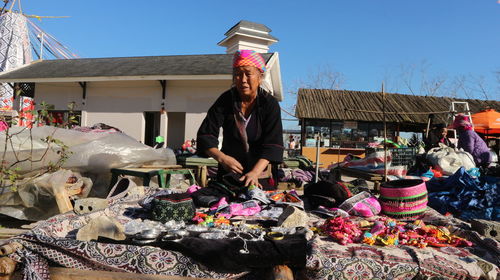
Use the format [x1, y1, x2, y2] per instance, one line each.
[197, 87, 284, 174]
[424, 133, 455, 152]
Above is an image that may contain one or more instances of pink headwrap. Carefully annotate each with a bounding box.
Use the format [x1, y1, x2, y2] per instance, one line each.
[452, 114, 472, 130]
[232, 50, 266, 72]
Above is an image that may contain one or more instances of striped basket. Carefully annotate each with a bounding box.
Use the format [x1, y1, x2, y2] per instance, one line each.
[379, 179, 428, 220]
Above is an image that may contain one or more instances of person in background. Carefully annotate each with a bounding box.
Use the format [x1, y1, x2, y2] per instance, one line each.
[197, 50, 284, 189]
[424, 123, 454, 151]
[289, 135, 296, 149]
[453, 114, 492, 167]
[191, 138, 196, 149]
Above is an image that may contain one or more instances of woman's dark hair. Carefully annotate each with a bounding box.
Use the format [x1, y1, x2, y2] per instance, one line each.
[433, 123, 446, 130]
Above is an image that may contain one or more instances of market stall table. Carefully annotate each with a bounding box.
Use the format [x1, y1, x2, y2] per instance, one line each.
[1, 188, 498, 280]
[110, 166, 195, 189]
[177, 157, 218, 187]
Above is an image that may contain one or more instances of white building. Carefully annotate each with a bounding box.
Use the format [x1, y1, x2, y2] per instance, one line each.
[0, 20, 283, 149]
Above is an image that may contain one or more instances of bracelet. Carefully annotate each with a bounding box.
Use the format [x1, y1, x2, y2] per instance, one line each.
[267, 231, 284, 241]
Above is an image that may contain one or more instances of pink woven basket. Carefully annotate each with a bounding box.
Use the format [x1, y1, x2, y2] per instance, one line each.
[379, 179, 428, 220]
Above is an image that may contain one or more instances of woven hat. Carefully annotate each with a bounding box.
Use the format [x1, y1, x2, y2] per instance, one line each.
[379, 179, 428, 220]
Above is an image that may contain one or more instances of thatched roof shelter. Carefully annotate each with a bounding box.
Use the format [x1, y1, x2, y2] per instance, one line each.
[295, 89, 500, 131]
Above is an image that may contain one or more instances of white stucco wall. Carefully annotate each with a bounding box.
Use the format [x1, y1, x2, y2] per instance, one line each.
[185, 112, 207, 142]
[35, 79, 231, 146]
[165, 80, 230, 113]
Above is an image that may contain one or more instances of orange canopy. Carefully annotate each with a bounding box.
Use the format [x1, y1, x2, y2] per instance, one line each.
[471, 109, 500, 135]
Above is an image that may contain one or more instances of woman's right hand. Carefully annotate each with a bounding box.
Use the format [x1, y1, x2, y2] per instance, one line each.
[219, 154, 244, 174]
[206, 147, 244, 174]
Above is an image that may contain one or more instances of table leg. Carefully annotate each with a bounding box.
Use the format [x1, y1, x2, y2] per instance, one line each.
[109, 173, 119, 192]
[200, 166, 207, 187]
[157, 170, 166, 188]
[143, 175, 151, 187]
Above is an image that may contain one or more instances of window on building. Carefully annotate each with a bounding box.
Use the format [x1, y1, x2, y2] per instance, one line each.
[14, 83, 35, 98]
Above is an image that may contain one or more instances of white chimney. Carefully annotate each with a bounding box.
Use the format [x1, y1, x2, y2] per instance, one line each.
[218, 20, 278, 54]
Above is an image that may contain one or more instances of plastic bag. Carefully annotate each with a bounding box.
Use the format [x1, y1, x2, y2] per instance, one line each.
[0, 169, 92, 220]
[426, 145, 475, 176]
[1, 126, 175, 173]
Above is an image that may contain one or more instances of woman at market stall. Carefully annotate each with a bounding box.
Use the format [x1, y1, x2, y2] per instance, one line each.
[453, 114, 492, 168]
[424, 123, 455, 151]
[197, 50, 284, 189]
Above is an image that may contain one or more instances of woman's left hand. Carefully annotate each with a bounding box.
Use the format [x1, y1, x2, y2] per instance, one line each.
[240, 171, 261, 188]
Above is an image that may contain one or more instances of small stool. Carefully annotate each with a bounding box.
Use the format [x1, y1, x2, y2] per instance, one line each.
[164, 169, 196, 188]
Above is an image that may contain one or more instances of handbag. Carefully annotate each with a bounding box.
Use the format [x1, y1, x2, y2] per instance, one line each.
[151, 193, 195, 222]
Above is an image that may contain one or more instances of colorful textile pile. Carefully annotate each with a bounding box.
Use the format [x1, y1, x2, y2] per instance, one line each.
[320, 216, 362, 245]
[278, 168, 315, 183]
[341, 151, 408, 177]
[192, 212, 231, 226]
[361, 219, 472, 248]
[320, 216, 472, 248]
[267, 190, 304, 208]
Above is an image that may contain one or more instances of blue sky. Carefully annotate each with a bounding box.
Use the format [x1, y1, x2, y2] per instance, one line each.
[16, 0, 500, 128]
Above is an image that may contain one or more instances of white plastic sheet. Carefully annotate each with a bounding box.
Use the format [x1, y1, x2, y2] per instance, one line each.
[426, 145, 476, 175]
[0, 126, 175, 199]
[1, 126, 175, 173]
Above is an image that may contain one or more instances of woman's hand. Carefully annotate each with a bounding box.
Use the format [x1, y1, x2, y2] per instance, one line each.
[207, 148, 244, 174]
[240, 159, 270, 188]
[219, 154, 244, 174]
[240, 170, 261, 188]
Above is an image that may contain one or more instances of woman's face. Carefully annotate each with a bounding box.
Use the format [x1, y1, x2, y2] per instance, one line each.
[439, 128, 448, 138]
[233, 66, 262, 98]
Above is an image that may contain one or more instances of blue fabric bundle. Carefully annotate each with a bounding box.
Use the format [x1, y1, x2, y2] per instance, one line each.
[426, 167, 499, 221]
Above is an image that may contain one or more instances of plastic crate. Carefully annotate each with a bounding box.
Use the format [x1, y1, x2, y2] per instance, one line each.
[365, 147, 417, 168]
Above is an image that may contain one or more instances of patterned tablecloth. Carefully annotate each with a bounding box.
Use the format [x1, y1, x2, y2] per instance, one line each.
[7, 192, 499, 280]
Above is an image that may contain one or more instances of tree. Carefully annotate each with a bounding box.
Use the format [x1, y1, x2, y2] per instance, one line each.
[282, 64, 345, 129]
[291, 64, 345, 91]
[384, 60, 497, 100]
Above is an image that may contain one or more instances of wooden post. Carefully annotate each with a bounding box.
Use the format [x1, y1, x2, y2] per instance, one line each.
[315, 133, 320, 183]
[382, 83, 388, 182]
[300, 118, 305, 156]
